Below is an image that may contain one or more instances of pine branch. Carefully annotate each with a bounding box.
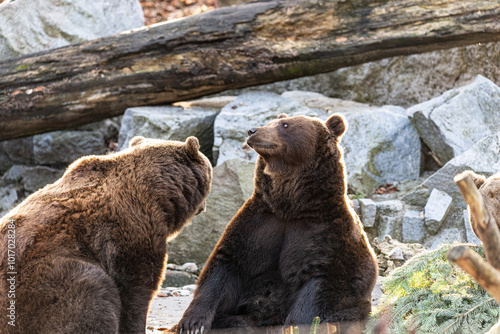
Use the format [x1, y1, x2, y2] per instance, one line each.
[447, 246, 500, 304]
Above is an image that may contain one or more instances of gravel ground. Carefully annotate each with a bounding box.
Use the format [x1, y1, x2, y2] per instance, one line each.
[147, 293, 193, 333]
[146, 279, 384, 333]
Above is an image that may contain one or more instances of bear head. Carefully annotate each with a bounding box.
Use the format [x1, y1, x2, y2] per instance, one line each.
[245, 113, 347, 175]
[58, 136, 213, 234]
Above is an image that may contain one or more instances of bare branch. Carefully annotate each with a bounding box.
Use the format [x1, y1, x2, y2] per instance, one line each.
[447, 246, 500, 303]
[454, 172, 500, 270]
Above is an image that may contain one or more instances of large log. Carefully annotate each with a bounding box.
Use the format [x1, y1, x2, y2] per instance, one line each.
[1, 0, 500, 141]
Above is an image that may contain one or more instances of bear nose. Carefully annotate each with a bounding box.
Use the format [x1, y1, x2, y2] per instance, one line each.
[248, 128, 257, 136]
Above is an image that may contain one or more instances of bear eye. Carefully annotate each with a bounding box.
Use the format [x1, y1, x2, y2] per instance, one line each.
[282, 122, 288, 128]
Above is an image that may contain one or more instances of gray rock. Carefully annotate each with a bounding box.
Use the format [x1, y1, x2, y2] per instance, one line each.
[0, 0, 144, 60]
[34, 131, 106, 165]
[0, 185, 18, 212]
[213, 92, 326, 165]
[77, 119, 121, 143]
[402, 209, 425, 243]
[428, 228, 465, 250]
[118, 106, 219, 162]
[424, 189, 452, 235]
[376, 200, 404, 240]
[417, 132, 500, 208]
[179, 263, 198, 273]
[408, 75, 500, 164]
[168, 159, 255, 264]
[229, 42, 500, 109]
[387, 247, 404, 261]
[0, 136, 35, 173]
[359, 198, 377, 227]
[161, 270, 197, 288]
[463, 210, 481, 245]
[4, 165, 64, 193]
[350, 199, 361, 216]
[182, 285, 197, 293]
[283, 91, 421, 193]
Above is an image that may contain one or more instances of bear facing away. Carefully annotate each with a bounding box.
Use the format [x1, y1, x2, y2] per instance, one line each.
[0, 136, 212, 334]
[175, 114, 378, 333]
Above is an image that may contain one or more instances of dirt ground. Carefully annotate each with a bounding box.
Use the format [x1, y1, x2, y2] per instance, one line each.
[146, 279, 384, 333]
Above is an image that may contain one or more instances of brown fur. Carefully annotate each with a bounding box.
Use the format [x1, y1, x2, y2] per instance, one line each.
[0, 136, 212, 334]
[175, 114, 378, 334]
[462, 170, 500, 240]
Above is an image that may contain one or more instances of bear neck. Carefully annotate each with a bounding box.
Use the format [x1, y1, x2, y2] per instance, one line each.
[254, 147, 348, 220]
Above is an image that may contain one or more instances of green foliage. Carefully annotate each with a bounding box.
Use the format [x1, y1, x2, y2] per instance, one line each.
[366, 244, 499, 334]
[349, 192, 368, 200]
[310, 316, 321, 334]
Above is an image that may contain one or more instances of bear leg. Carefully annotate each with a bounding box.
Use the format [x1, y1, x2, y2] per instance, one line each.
[17, 256, 120, 334]
[118, 284, 156, 333]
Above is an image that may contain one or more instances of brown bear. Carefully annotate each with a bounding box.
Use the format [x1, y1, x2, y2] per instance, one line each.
[461, 171, 500, 241]
[175, 114, 378, 334]
[0, 136, 212, 334]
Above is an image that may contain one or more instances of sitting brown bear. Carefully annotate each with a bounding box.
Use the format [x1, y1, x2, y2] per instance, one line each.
[0, 136, 212, 334]
[175, 114, 378, 334]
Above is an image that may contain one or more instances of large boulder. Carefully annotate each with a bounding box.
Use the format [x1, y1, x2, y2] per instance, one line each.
[213, 92, 326, 166]
[4, 165, 64, 193]
[34, 131, 106, 165]
[168, 159, 255, 264]
[0, 0, 144, 60]
[407, 75, 500, 164]
[0, 185, 18, 212]
[0, 137, 34, 174]
[228, 42, 500, 108]
[118, 106, 219, 162]
[283, 91, 421, 194]
[406, 132, 500, 209]
[0, 119, 119, 170]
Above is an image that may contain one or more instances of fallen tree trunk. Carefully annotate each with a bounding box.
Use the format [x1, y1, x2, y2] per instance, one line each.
[1, 0, 499, 140]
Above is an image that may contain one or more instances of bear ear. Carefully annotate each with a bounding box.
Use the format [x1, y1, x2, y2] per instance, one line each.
[326, 114, 347, 138]
[129, 136, 146, 147]
[458, 170, 486, 189]
[278, 113, 288, 119]
[185, 136, 200, 158]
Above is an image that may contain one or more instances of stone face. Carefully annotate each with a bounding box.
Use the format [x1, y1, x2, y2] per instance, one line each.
[359, 198, 377, 228]
[213, 92, 326, 165]
[230, 42, 500, 109]
[0, 0, 144, 60]
[463, 210, 482, 245]
[418, 132, 500, 208]
[0, 185, 18, 212]
[402, 210, 425, 243]
[161, 271, 197, 288]
[424, 189, 452, 235]
[33, 131, 106, 165]
[284, 91, 421, 193]
[376, 200, 404, 240]
[4, 165, 64, 193]
[408, 75, 500, 164]
[118, 106, 219, 162]
[428, 228, 465, 250]
[0, 137, 35, 173]
[168, 159, 255, 264]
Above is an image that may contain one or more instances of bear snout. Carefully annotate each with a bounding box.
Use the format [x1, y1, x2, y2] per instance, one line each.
[248, 128, 257, 136]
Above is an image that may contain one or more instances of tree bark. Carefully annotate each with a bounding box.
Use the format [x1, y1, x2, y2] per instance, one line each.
[454, 172, 500, 270]
[1, 0, 499, 141]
